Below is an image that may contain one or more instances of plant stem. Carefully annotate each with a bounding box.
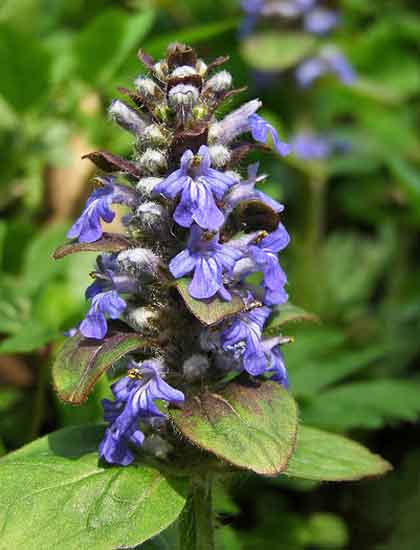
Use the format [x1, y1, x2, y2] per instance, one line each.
[179, 474, 214, 550]
[295, 174, 327, 311]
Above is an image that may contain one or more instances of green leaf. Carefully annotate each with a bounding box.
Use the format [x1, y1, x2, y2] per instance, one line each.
[265, 303, 319, 335]
[387, 156, 420, 218]
[77, 8, 155, 85]
[175, 278, 249, 326]
[285, 426, 392, 481]
[22, 223, 69, 293]
[0, 25, 51, 111]
[0, 321, 58, 354]
[241, 32, 316, 72]
[170, 379, 298, 475]
[0, 425, 187, 549]
[53, 330, 150, 404]
[301, 380, 420, 431]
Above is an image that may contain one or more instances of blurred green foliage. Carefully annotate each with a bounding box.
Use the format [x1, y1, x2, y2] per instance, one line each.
[0, 0, 420, 548]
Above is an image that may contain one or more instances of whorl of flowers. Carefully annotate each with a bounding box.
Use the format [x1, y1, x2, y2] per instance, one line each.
[67, 43, 290, 466]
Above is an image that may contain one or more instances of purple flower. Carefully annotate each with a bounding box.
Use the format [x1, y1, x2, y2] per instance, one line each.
[154, 145, 236, 231]
[292, 132, 332, 159]
[225, 163, 284, 214]
[304, 8, 339, 35]
[221, 307, 271, 375]
[99, 360, 184, 465]
[240, 0, 264, 35]
[262, 0, 315, 18]
[169, 225, 242, 301]
[79, 290, 127, 340]
[248, 114, 291, 156]
[248, 225, 290, 306]
[211, 99, 262, 145]
[262, 337, 289, 387]
[296, 47, 356, 87]
[67, 178, 136, 243]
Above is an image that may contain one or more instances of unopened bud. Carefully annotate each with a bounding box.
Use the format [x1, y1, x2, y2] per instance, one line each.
[117, 248, 161, 278]
[142, 124, 166, 147]
[171, 65, 198, 78]
[124, 306, 160, 334]
[195, 59, 208, 77]
[183, 354, 209, 382]
[135, 201, 169, 233]
[134, 76, 158, 97]
[153, 61, 168, 81]
[168, 84, 200, 110]
[139, 149, 168, 175]
[109, 100, 147, 135]
[204, 70, 232, 93]
[142, 434, 172, 459]
[136, 177, 163, 198]
[208, 144, 231, 169]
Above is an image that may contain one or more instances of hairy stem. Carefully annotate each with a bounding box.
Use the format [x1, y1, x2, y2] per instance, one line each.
[179, 474, 214, 550]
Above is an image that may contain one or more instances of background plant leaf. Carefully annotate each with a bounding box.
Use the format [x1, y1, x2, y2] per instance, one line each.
[284, 426, 392, 481]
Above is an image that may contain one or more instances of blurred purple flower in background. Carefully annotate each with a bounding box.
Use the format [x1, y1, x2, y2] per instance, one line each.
[296, 47, 356, 87]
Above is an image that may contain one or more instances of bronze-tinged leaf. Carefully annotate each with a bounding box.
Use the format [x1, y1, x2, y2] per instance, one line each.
[235, 199, 280, 233]
[205, 87, 248, 112]
[207, 55, 230, 72]
[53, 233, 132, 260]
[82, 151, 141, 178]
[166, 43, 197, 70]
[117, 86, 162, 113]
[175, 278, 247, 326]
[53, 331, 151, 404]
[227, 142, 269, 169]
[137, 48, 155, 70]
[170, 378, 298, 475]
[167, 74, 203, 92]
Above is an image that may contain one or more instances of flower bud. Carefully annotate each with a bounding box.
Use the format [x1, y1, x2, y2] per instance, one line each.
[209, 99, 262, 145]
[183, 354, 209, 382]
[208, 144, 231, 169]
[135, 201, 169, 233]
[108, 100, 147, 135]
[134, 76, 158, 97]
[195, 59, 208, 76]
[153, 61, 168, 81]
[124, 306, 160, 334]
[204, 70, 233, 93]
[117, 248, 161, 278]
[136, 177, 163, 199]
[168, 84, 200, 110]
[141, 124, 166, 147]
[171, 65, 198, 78]
[142, 434, 172, 459]
[138, 149, 168, 175]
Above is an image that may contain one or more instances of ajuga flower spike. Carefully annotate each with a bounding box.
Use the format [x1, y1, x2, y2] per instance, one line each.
[54, 43, 292, 467]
